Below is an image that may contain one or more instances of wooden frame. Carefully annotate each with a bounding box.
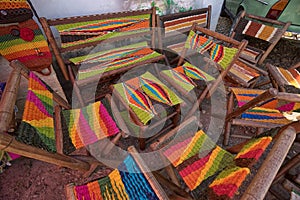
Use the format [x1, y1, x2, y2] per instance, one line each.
[65, 146, 170, 200]
[161, 23, 247, 120]
[40, 7, 166, 104]
[158, 6, 212, 63]
[227, 11, 291, 87]
[0, 60, 128, 176]
[267, 62, 300, 92]
[224, 87, 300, 145]
[150, 116, 297, 199]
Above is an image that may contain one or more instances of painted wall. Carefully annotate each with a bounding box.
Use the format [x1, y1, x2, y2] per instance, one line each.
[29, 0, 223, 30]
[29, 0, 124, 18]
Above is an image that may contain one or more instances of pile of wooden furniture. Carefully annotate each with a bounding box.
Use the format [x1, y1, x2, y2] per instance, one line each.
[0, 5, 299, 200]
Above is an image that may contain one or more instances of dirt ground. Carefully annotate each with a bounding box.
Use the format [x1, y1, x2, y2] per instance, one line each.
[0, 17, 300, 200]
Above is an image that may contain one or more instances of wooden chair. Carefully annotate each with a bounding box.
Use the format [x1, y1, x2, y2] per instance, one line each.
[65, 146, 171, 200]
[150, 116, 297, 200]
[227, 11, 291, 87]
[0, 60, 129, 176]
[267, 62, 300, 92]
[40, 8, 166, 102]
[224, 87, 300, 145]
[110, 70, 183, 150]
[158, 6, 211, 63]
[160, 24, 247, 119]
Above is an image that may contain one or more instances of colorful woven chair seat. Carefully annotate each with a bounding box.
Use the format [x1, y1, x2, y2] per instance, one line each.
[113, 72, 183, 125]
[71, 42, 162, 81]
[70, 154, 166, 200]
[231, 87, 300, 125]
[161, 62, 215, 93]
[161, 123, 272, 199]
[17, 72, 120, 153]
[224, 87, 300, 145]
[267, 64, 300, 89]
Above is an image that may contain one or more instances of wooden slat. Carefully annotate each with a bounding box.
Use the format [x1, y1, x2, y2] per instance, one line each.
[241, 126, 296, 200]
[0, 67, 21, 133]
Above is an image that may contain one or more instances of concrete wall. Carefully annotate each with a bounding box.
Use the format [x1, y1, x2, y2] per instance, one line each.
[29, 0, 223, 31]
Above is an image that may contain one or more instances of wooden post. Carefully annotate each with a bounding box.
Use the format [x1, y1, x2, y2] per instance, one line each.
[0, 67, 21, 133]
[0, 133, 91, 172]
[39, 17, 70, 80]
[224, 92, 234, 145]
[54, 105, 64, 154]
[65, 183, 76, 200]
[241, 126, 296, 200]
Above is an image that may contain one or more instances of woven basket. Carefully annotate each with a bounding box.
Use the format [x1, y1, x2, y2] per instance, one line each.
[0, 0, 33, 24]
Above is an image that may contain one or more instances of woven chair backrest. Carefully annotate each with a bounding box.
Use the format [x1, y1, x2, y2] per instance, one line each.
[185, 30, 239, 70]
[160, 7, 211, 38]
[16, 72, 120, 153]
[43, 8, 156, 54]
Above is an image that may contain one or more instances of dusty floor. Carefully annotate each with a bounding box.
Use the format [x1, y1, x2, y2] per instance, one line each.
[0, 17, 300, 200]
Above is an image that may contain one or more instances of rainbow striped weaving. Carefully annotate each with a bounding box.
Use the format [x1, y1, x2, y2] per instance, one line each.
[55, 14, 151, 48]
[164, 13, 208, 37]
[235, 136, 272, 167]
[113, 72, 182, 125]
[62, 101, 119, 149]
[237, 18, 279, 42]
[161, 62, 215, 93]
[17, 72, 56, 152]
[163, 130, 234, 190]
[209, 166, 250, 199]
[74, 155, 160, 200]
[231, 87, 295, 124]
[229, 60, 260, 83]
[210, 43, 238, 69]
[70, 42, 162, 80]
[185, 30, 214, 54]
[268, 65, 300, 89]
[185, 30, 238, 69]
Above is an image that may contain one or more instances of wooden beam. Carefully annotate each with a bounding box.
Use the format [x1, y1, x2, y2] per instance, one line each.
[0, 133, 91, 172]
[0, 67, 21, 133]
[241, 126, 296, 200]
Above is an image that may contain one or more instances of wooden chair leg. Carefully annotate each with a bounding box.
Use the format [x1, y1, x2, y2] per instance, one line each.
[65, 183, 76, 200]
[224, 92, 234, 146]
